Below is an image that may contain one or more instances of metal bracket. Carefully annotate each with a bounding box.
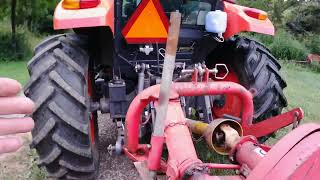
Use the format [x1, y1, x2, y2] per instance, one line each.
[214, 64, 229, 80]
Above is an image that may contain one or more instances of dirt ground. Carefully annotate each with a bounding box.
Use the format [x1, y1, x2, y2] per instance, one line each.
[0, 113, 139, 180]
[97, 113, 139, 180]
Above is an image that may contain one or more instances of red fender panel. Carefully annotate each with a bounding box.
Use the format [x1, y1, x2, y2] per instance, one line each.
[54, 0, 114, 32]
[223, 1, 275, 39]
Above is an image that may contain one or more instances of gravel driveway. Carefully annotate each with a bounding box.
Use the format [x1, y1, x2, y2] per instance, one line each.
[97, 113, 140, 180]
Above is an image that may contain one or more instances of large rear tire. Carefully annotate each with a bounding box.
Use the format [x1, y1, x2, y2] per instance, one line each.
[207, 36, 288, 123]
[24, 34, 99, 179]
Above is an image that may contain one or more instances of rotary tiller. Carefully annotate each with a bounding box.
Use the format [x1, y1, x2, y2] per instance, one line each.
[123, 12, 318, 180]
[124, 79, 318, 180]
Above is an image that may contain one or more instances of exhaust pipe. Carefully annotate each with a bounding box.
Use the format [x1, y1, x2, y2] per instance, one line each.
[186, 118, 243, 155]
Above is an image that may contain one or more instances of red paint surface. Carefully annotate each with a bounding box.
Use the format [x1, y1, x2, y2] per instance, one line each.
[264, 131, 320, 179]
[203, 163, 240, 170]
[248, 123, 320, 179]
[244, 108, 304, 137]
[89, 115, 95, 144]
[147, 135, 165, 170]
[164, 101, 201, 177]
[54, 0, 114, 31]
[307, 54, 320, 64]
[212, 69, 242, 119]
[124, 81, 312, 179]
[88, 71, 95, 144]
[223, 1, 275, 39]
[125, 82, 254, 154]
[80, 0, 101, 9]
[236, 141, 264, 170]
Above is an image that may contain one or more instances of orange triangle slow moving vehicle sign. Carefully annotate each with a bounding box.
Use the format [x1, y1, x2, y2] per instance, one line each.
[122, 0, 169, 44]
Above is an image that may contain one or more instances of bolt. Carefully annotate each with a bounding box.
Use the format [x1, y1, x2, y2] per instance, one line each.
[107, 144, 115, 155]
[188, 107, 193, 117]
[249, 88, 258, 97]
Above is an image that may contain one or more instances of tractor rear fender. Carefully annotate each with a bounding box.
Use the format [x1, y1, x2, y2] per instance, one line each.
[54, 0, 114, 32]
[223, 1, 275, 39]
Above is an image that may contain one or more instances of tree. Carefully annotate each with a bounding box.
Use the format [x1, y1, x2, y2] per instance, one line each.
[237, 0, 272, 12]
[11, 0, 17, 49]
[14, 0, 58, 32]
[285, 1, 320, 33]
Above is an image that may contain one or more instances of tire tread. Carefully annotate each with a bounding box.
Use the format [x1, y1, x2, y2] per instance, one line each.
[24, 34, 98, 179]
[235, 37, 288, 121]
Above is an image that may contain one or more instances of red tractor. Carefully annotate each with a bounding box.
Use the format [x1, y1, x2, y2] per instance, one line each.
[23, 0, 311, 179]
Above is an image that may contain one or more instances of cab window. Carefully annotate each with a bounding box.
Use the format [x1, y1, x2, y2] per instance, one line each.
[123, 0, 212, 26]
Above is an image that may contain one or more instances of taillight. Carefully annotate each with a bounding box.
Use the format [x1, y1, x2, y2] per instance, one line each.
[244, 9, 268, 20]
[62, 0, 101, 9]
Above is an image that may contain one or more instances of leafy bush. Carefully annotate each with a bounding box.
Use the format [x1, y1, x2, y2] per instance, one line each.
[0, 20, 43, 62]
[0, 0, 59, 33]
[269, 30, 309, 60]
[246, 30, 309, 61]
[245, 33, 274, 46]
[237, 0, 271, 12]
[0, 31, 30, 62]
[16, 0, 59, 33]
[284, 2, 320, 34]
[304, 34, 320, 54]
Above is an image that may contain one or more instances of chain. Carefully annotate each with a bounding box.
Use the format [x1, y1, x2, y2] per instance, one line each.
[164, 122, 188, 131]
[165, 122, 205, 144]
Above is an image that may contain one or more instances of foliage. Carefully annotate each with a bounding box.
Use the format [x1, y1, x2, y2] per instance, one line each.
[269, 30, 309, 60]
[247, 30, 309, 61]
[0, 2, 10, 20]
[239, 0, 319, 61]
[0, 26, 30, 61]
[304, 34, 320, 54]
[0, 20, 43, 62]
[284, 1, 320, 34]
[17, 0, 59, 33]
[237, 0, 271, 12]
[0, 0, 59, 33]
[237, 0, 311, 24]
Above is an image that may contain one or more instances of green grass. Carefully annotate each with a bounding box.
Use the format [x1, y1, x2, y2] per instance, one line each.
[264, 62, 320, 145]
[281, 62, 320, 122]
[0, 60, 29, 85]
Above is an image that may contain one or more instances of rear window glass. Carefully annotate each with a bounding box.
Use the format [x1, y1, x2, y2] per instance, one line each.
[123, 0, 212, 25]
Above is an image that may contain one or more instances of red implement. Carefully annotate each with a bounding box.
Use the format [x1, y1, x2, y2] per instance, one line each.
[124, 80, 313, 179]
